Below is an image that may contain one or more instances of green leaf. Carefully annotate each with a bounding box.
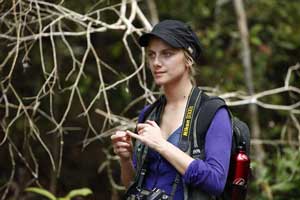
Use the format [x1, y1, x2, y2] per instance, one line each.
[25, 187, 56, 200]
[250, 24, 263, 35]
[251, 36, 262, 46]
[277, 40, 296, 50]
[271, 181, 296, 192]
[64, 188, 93, 199]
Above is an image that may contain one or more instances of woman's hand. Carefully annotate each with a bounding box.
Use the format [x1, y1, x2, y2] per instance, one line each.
[127, 120, 167, 151]
[111, 131, 133, 162]
[128, 120, 194, 175]
[111, 131, 135, 187]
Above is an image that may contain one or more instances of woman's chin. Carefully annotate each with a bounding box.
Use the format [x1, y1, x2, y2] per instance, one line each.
[154, 80, 164, 86]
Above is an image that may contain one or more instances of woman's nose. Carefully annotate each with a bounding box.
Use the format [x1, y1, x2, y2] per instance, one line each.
[153, 56, 162, 67]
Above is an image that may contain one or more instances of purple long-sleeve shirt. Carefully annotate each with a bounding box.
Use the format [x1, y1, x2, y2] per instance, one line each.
[133, 106, 232, 199]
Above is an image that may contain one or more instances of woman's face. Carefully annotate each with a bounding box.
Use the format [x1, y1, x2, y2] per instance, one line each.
[146, 37, 189, 86]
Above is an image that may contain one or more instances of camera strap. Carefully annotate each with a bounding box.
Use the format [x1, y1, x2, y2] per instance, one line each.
[170, 173, 181, 199]
[168, 87, 202, 199]
[178, 87, 202, 152]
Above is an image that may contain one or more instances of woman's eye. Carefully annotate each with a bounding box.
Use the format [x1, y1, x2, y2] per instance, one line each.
[147, 52, 155, 59]
[163, 52, 173, 57]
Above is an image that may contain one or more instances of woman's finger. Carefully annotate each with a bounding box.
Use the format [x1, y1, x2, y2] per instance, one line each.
[116, 131, 126, 136]
[136, 123, 149, 131]
[137, 127, 150, 136]
[113, 142, 131, 153]
[111, 131, 126, 140]
[140, 127, 148, 133]
[115, 141, 131, 148]
[146, 120, 159, 128]
[126, 130, 143, 141]
[117, 147, 131, 153]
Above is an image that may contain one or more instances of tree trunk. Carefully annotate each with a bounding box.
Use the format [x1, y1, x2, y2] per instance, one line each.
[233, 0, 266, 174]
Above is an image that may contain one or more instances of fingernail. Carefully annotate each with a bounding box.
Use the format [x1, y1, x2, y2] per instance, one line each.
[116, 131, 125, 136]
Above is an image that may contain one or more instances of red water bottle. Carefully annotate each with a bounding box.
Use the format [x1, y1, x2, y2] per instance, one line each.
[231, 142, 250, 200]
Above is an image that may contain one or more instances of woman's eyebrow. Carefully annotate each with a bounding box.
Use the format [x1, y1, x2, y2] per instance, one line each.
[162, 48, 177, 52]
[147, 47, 177, 53]
[146, 49, 155, 53]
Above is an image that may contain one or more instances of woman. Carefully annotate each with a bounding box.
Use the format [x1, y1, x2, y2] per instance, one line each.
[111, 20, 232, 199]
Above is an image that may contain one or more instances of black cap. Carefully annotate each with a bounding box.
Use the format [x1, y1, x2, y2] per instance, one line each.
[139, 20, 202, 64]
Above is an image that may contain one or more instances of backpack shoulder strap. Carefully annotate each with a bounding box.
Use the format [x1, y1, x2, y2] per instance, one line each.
[191, 92, 227, 159]
[131, 96, 166, 191]
[197, 93, 227, 134]
[138, 96, 166, 124]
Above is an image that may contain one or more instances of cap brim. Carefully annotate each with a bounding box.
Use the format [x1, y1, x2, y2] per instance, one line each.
[138, 32, 182, 48]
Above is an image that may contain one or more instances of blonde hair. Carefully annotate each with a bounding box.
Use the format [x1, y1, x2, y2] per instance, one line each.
[183, 50, 196, 84]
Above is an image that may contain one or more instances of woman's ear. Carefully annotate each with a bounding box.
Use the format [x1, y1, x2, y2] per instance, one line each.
[185, 59, 193, 69]
[183, 51, 194, 69]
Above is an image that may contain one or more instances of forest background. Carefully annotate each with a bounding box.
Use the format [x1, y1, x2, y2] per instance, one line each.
[0, 0, 300, 199]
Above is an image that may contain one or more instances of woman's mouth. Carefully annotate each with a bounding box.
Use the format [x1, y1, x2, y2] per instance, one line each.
[154, 71, 166, 76]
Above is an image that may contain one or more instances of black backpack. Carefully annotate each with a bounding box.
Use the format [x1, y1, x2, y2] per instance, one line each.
[194, 91, 251, 199]
[130, 87, 251, 199]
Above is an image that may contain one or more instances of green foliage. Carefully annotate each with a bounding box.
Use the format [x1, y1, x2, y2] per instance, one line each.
[271, 148, 300, 193]
[64, 188, 93, 200]
[25, 188, 56, 200]
[25, 187, 93, 200]
[257, 148, 300, 200]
